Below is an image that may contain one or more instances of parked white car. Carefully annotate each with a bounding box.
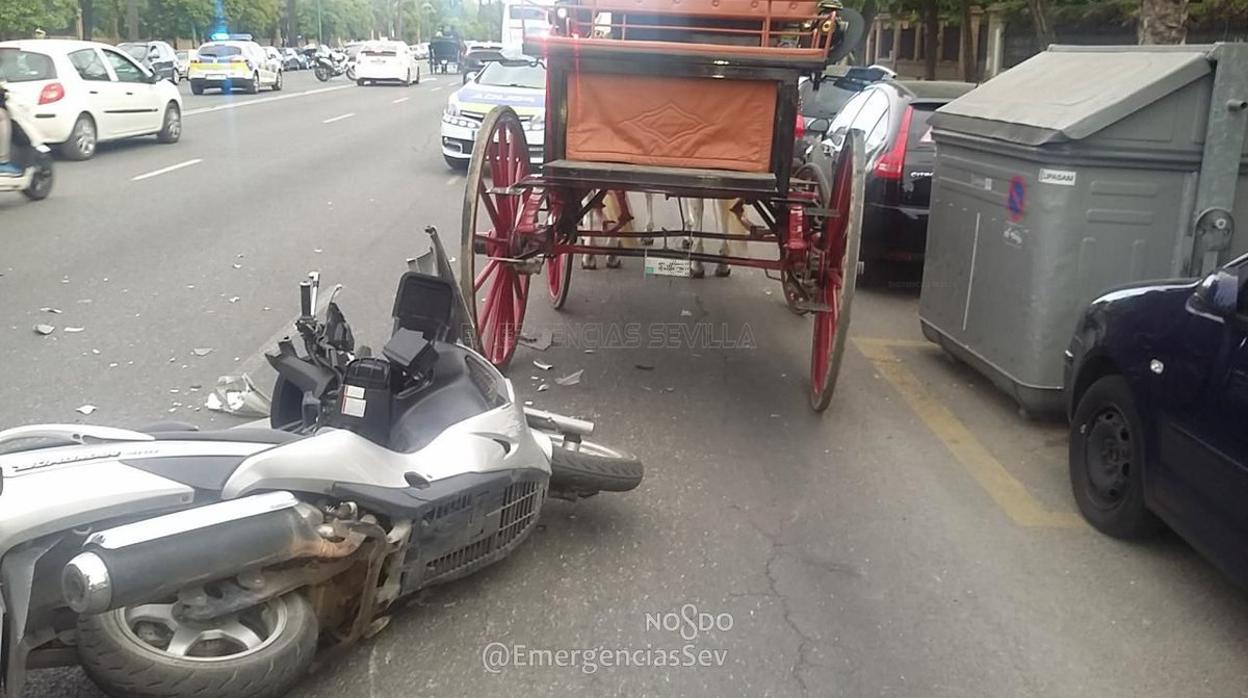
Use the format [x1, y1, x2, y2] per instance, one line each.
[355, 40, 420, 86]
[188, 40, 282, 94]
[0, 39, 183, 160]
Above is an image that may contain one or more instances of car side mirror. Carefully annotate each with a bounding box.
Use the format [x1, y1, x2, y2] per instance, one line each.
[1196, 269, 1240, 316]
[465, 71, 479, 83]
[807, 118, 831, 136]
[148, 71, 160, 84]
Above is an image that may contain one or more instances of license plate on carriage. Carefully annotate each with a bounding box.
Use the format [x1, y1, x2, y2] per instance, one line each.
[644, 256, 692, 278]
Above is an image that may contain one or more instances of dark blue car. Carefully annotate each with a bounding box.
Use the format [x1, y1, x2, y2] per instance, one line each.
[1065, 254, 1248, 584]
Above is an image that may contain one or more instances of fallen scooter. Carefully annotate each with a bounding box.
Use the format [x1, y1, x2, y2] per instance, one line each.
[0, 84, 53, 201]
[0, 228, 642, 698]
[313, 49, 355, 82]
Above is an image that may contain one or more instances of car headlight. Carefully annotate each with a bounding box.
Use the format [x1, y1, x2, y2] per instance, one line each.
[445, 100, 460, 117]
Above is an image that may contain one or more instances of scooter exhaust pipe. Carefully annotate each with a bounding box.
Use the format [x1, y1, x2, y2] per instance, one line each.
[63, 492, 359, 615]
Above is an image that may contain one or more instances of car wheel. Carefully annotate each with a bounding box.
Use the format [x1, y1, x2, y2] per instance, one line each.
[273, 70, 283, 91]
[246, 73, 260, 94]
[414, 67, 420, 85]
[190, 80, 204, 95]
[156, 102, 181, 143]
[357, 78, 367, 87]
[59, 114, 97, 161]
[1069, 374, 1164, 539]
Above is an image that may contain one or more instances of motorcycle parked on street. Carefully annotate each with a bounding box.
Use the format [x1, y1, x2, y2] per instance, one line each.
[0, 85, 53, 201]
[0, 228, 642, 698]
[313, 49, 355, 82]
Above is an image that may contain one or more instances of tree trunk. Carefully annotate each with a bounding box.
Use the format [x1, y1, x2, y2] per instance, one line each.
[1138, 0, 1188, 43]
[285, 0, 297, 45]
[923, 0, 938, 80]
[1024, 0, 1054, 48]
[81, 0, 95, 39]
[126, 0, 138, 40]
[856, 0, 878, 65]
[960, 0, 975, 81]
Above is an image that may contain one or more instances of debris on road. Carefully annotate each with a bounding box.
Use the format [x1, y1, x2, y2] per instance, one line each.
[537, 384, 549, 392]
[232, 263, 243, 270]
[523, 400, 534, 406]
[584, 349, 595, 354]
[64, 327, 84, 333]
[681, 309, 693, 317]
[40, 307, 62, 314]
[33, 324, 55, 335]
[533, 360, 553, 371]
[635, 363, 654, 371]
[228, 296, 240, 303]
[519, 329, 554, 351]
[204, 374, 271, 417]
[555, 370, 583, 386]
[192, 347, 213, 357]
[75, 404, 97, 415]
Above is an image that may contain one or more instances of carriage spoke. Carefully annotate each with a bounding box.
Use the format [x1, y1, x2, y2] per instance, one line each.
[474, 258, 499, 291]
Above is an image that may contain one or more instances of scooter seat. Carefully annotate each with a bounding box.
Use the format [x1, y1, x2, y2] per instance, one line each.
[148, 428, 303, 445]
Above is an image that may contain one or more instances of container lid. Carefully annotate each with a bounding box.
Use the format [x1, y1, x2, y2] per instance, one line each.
[930, 45, 1214, 146]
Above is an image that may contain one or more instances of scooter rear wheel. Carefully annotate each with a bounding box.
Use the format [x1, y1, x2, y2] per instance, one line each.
[78, 592, 317, 698]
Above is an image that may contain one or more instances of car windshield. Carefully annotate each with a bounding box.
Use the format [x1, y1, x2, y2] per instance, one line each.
[476, 61, 544, 89]
[798, 80, 857, 121]
[120, 44, 149, 60]
[361, 43, 399, 56]
[0, 48, 56, 82]
[197, 44, 241, 58]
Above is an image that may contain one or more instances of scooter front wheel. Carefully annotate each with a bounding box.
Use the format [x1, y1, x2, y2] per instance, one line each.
[547, 435, 644, 494]
[78, 592, 317, 698]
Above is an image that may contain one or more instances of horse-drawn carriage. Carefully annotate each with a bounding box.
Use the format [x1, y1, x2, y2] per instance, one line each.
[429, 36, 460, 73]
[459, 0, 866, 410]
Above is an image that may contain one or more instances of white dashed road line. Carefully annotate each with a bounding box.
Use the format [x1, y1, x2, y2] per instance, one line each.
[182, 84, 353, 117]
[131, 158, 203, 182]
[393, 97, 410, 104]
[431, 86, 443, 92]
[322, 112, 356, 124]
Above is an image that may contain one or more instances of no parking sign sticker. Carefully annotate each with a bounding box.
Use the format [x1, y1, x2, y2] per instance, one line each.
[1006, 176, 1026, 222]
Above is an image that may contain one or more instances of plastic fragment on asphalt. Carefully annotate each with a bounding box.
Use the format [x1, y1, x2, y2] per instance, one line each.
[584, 349, 595, 354]
[192, 347, 213, 357]
[108, 363, 118, 368]
[680, 309, 692, 317]
[555, 370, 583, 386]
[314, 248, 323, 254]
[634, 363, 654, 371]
[33, 324, 54, 335]
[75, 405, 97, 415]
[523, 400, 534, 406]
[91, 349, 100, 355]
[537, 384, 549, 392]
[204, 374, 271, 417]
[519, 329, 553, 351]
[64, 326, 84, 333]
[533, 360, 553, 371]
[228, 297, 240, 303]
[232, 263, 242, 270]
[40, 307, 62, 314]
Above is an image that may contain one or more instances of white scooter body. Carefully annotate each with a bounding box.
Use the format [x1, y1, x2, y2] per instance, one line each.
[0, 91, 53, 200]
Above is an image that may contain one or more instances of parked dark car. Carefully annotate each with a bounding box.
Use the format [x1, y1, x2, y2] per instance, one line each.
[281, 47, 305, 70]
[1064, 256, 1248, 586]
[460, 48, 504, 84]
[816, 79, 975, 285]
[118, 41, 180, 83]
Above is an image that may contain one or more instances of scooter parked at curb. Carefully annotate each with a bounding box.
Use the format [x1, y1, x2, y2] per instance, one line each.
[313, 49, 355, 82]
[0, 228, 642, 698]
[0, 84, 53, 201]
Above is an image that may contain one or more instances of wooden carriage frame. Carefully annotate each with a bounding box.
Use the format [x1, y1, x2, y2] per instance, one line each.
[459, 0, 865, 410]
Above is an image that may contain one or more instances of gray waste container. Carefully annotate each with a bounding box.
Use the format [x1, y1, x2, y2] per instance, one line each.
[918, 43, 1248, 415]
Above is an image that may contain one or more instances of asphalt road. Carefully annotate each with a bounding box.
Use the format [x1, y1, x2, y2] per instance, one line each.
[6, 70, 1248, 698]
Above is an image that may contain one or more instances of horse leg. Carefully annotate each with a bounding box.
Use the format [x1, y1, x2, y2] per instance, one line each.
[683, 198, 706, 278]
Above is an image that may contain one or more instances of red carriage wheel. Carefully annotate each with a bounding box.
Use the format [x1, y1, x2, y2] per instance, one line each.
[545, 195, 574, 309]
[460, 106, 536, 369]
[809, 131, 864, 412]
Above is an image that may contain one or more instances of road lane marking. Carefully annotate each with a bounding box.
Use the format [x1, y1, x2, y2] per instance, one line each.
[183, 84, 353, 117]
[431, 86, 443, 92]
[322, 112, 355, 124]
[853, 337, 1083, 529]
[393, 96, 410, 104]
[131, 158, 203, 182]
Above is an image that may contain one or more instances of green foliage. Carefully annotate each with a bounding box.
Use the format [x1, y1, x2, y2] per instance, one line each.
[0, 0, 79, 39]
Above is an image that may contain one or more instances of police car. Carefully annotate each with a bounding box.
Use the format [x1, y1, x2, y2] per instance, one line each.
[440, 56, 544, 169]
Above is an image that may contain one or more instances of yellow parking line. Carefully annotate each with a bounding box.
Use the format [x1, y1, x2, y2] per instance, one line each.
[853, 337, 1083, 529]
